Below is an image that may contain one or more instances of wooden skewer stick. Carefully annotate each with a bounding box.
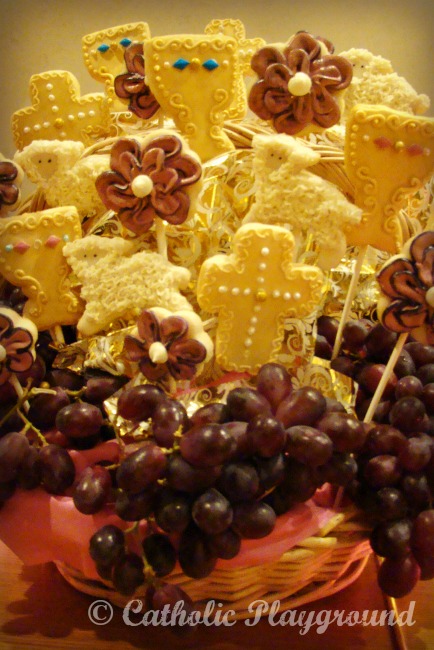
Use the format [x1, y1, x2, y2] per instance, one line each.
[331, 245, 368, 360]
[363, 332, 408, 424]
[155, 218, 168, 260]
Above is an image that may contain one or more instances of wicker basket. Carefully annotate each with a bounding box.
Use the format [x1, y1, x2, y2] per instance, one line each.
[55, 507, 372, 619]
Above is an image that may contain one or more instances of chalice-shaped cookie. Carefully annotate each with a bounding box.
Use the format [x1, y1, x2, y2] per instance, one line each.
[0, 206, 83, 332]
[144, 34, 239, 162]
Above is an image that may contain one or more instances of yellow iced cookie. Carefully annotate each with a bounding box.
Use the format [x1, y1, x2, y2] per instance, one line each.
[197, 223, 324, 373]
[204, 18, 265, 119]
[0, 207, 83, 330]
[63, 235, 193, 337]
[11, 70, 112, 150]
[144, 34, 240, 162]
[82, 22, 151, 113]
[345, 105, 434, 254]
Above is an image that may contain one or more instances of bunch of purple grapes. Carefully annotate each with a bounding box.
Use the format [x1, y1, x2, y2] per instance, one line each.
[83, 362, 370, 610]
[316, 316, 434, 596]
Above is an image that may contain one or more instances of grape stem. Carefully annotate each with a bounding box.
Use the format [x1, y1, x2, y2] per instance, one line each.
[17, 411, 48, 446]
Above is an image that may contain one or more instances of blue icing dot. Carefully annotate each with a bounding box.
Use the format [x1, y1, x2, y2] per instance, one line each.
[5, 244, 13, 252]
[202, 58, 219, 71]
[97, 44, 110, 53]
[63, 235, 70, 242]
[119, 38, 132, 47]
[173, 58, 190, 70]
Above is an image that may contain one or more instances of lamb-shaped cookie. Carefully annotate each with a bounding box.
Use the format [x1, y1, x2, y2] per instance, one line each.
[339, 48, 430, 121]
[14, 140, 109, 221]
[243, 133, 362, 269]
[63, 235, 193, 337]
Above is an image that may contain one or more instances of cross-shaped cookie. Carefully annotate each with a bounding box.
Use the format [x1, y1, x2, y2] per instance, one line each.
[12, 70, 112, 150]
[197, 223, 324, 372]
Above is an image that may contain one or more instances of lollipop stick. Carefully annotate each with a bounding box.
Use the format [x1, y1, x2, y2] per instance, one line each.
[9, 374, 30, 412]
[363, 332, 408, 423]
[49, 325, 65, 346]
[158, 111, 165, 129]
[331, 245, 367, 360]
[155, 219, 168, 259]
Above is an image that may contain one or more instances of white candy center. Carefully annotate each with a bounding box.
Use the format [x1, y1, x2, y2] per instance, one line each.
[149, 341, 169, 364]
[426, 286, 434, 308]
[287, 72, 312, 96]
[131, 174, 154, 198]
[0, 345, 6, 363]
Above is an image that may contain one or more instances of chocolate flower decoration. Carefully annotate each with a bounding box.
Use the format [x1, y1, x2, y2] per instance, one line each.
[0, 310, 36, 385]
[248, 31, 352, 135]
[123, 309, 207, 381]
[114, 42, 160, 120]
[96, 134, 202, 234]
[377, 231, 434, 344]
[0, 160, 21, 216]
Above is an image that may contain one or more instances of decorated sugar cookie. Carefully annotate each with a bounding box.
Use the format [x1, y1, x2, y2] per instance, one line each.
[204, 18, 265, 119]
[377, 230, 434, 344]
[243, 133, 362, 269]
[345, 105, 434, 254]
[95, 131, 202, 235]
[11, 70, 112, 150]
[248, 31, 353, 136]
[0, 307, 38, 386]
[14, 140, 109, 221]
[82, 22, 151, 114]
[144, 34, 240, 161]
[0, 156, 23, 217]
[0, 207, 83, 331]
[63, 235, 193, 337]
[123, 307, 213, 381]
[339, 48, 430, 120]
[197, 223, 324, 372]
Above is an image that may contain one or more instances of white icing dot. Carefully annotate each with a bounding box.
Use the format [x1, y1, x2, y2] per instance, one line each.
[250, 316, 258, 324]
[426, 286, 434, 308]
[294, 292, 301, 300]
[46, 83, 53, 90]
[67, 114, 75, 121]
[424, 148, 431, 156]
[33, 124, 41, 131]
[244, 338, 253, 348]
[48, 94, 55, 101]
[131, 174, 153, 198]
[261, 247, 270, 256]
[218, 285, 228, 293]
[253, 305, 261, 313]
[60, 131, 67, 138]
[163, 61, 171, 69]
[243, 288, 251, 295]
[362, 134, 370, 142]
[272, 290, 281, 298]
[51, 105, 59, 113]
[43, 121, 50, 129]
[89, 110, 96, 117]
[283, 292, 292, 300]
[257, 277, 265, 284]
[78, 112, 85, 119]
[23, 127, 31, 133]
[247, 327, 256, 335]
[258, 262, 267, 271]
[287, 71, 312, 96]
[231, 287, 240, 296]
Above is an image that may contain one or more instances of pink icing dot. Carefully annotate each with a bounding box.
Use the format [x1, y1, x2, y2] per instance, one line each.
[14, 241, 30, 254]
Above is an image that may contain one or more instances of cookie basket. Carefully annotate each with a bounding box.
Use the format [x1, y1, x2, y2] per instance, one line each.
[55, 506, 372, 618]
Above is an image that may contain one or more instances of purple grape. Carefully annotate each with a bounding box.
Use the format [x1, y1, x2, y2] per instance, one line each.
[56, 402, 103, 439]
[116, 442, 167, 494]
[117, 384, 165, 421]
[255, 363, 293, 413]
[152, 399, 189, 448]
[232, 501, 276, 539]
[192, 488, 233, 535]
[275, 386, 326, 428]
[225, 387, 272, 422]
[142, 533, 177, 577]
[246, 414, 286, 457]
[39, 444, 75, 494]
[285, 425, 333, 467]
[72, 465, 112, 514]
[179, 423, 237, 468]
